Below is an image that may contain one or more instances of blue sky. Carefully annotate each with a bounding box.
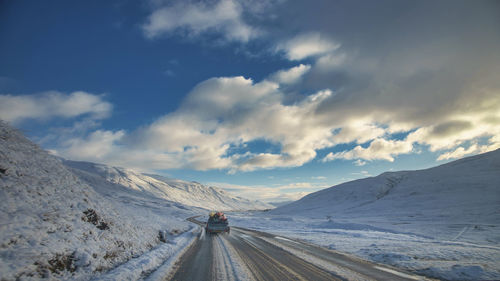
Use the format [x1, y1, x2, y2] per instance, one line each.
[1, 0, 499, 202]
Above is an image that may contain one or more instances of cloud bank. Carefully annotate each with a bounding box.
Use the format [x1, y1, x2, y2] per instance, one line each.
[20, 0, 500, 172]
[53, 60, 500, 172]
[211, 181, 326, 202]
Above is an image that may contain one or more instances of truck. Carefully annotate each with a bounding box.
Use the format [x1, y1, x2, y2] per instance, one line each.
[205, 211, 230, 234]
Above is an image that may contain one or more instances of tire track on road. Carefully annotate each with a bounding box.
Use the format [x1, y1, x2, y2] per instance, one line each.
[227, 229, 344, 281]
[213, 235, 238, 281]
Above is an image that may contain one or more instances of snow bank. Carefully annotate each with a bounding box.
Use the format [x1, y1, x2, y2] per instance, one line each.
[100, 226, 198, 281]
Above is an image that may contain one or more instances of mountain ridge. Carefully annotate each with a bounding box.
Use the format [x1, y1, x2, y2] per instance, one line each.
[63, 159, 272, 211]
[272, 148, 500, 226]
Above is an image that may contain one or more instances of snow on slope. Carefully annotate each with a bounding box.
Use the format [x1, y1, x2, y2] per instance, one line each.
[0, 122, 195, 280]
[272, 149, 500, 229]
[231, 150, 500, 280]
[64, 160, 272, 211]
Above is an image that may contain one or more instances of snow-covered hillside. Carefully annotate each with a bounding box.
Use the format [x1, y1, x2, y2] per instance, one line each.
[232, 150, 500, 280]
[272, 149, 500, 228]
[0, 122, 198, 280]
[63, 160, 271, 211]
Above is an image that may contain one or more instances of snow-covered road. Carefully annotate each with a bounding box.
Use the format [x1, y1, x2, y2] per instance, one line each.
[162, 218, 428, 281]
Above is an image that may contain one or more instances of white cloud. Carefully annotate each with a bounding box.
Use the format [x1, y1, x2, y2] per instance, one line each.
[51, 66, 500, 172]
[437, 138, 500, 161]
[480, 140, 500, 154]
[437, 144, 479, 161]
[270, 64, 311, 85]
[60, 130, 125, 162]
[276, 32, 340, 61]
[323, 138, 414, 162]
[44, 63, 500, 172]
[131, 77, 335, 172]
[0, 91, 112, 123]
[332, 123, 386, 145]
[209, 181, 326, 202]
[143, 0, 259, 42]
[405, 111, 500, 153]
[351, 170, 370, 176]
[354, 159, 366, 166]
[54, 76, 338, 172]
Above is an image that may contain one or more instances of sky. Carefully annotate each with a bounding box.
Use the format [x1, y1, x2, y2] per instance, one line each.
[1, 0, 500, 202]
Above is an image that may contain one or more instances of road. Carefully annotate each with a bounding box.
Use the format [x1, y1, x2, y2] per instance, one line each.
[165, 217, 425, 281]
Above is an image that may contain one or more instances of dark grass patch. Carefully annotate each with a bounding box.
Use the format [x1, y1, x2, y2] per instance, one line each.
[34, 252, 77, 277]
[82, 209, 109, 230]
[48, 252, 77, 273]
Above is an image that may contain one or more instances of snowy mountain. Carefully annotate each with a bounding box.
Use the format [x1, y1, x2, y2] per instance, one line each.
[63, 160, 272, 211]
[0, 122, 198, 280]
[267, 200, 294, 208]
[272, 149, 500, 222]
[271, 148, 500, 236]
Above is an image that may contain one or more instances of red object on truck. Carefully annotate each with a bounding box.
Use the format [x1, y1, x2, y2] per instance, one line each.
[206, 211, 230, 234]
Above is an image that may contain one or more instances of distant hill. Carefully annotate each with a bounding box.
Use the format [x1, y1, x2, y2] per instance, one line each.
[64, 160, 272, 211]
[267, 200, 294, 208]
[271, 149, 500, 226]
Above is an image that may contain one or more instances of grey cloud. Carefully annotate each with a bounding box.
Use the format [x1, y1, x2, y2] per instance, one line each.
[431, 121, 473, 138]
[269, 0, 500, 123]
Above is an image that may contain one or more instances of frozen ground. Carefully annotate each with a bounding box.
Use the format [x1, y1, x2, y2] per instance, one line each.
[230, 213, 500, 280]
[230, 150, 500, 280]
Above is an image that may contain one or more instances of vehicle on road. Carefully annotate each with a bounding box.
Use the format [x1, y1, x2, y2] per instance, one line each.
[206, 211, 230, 234]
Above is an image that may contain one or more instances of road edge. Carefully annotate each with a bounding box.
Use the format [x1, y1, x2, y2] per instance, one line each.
[145, 217, 202, 281]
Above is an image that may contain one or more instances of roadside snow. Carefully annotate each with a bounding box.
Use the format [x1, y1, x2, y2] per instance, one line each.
[102, 226, 198, 281]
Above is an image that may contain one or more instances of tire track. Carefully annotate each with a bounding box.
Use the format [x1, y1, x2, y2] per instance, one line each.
[227, 229, 343, 281]
[213, 235, 238, 281]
